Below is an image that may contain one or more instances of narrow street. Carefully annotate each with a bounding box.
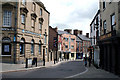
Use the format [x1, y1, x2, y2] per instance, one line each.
[2, 61, 86, 78]
[2, 60, 120, 79]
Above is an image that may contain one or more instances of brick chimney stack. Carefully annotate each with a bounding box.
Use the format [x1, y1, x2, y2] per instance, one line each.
[64, 29, 72, 34]
[86, 33, 89, 38]
[54, 27, 58, 32]
[73, 29, 79, 36]
[80, 30, 82, 35]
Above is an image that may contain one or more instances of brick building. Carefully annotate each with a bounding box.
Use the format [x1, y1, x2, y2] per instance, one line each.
[73, 30, 91, 58]
[0, 0, 50, 64]
[58, 29, 76, 60]
[48, 26, 58, 61]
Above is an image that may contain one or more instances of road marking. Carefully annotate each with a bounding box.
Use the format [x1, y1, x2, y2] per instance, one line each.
[65, 67, 88, 78]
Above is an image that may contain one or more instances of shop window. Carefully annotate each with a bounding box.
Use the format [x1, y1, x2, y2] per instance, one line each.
[2, 37, 11, 55]
[71, 53, 74, 57]
[3, 10, 12, 27]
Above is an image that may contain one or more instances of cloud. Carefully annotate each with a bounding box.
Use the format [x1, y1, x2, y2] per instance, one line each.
[40, 0, 99, 34]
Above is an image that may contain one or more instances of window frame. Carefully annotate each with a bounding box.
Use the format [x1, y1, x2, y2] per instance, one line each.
[3, 10, 12, 27]
[111, 13, 116, 31]
[103, 20, 107, 34]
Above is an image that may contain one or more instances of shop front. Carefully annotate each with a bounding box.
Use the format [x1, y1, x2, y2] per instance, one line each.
[98, 30, 120, 76]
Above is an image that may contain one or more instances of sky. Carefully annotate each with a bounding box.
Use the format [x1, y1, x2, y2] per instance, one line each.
[40, 0, 99, 35]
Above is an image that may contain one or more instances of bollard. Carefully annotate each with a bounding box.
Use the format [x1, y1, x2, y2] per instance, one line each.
[26, 58, 28, 68]
[43, 59, 45, 66]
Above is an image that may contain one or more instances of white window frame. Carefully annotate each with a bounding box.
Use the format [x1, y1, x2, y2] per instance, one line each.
[3, 11, 12, 27]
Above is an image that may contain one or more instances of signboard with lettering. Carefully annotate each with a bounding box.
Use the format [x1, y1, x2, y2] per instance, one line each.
[99, 33, 112, 40]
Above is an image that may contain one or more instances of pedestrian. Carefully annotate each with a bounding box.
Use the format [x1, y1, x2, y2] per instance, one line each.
[84, 55, 87, 67]
[88, 56, 91, 67]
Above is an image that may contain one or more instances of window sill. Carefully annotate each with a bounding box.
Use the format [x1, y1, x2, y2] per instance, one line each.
[0, 55, 11, 57]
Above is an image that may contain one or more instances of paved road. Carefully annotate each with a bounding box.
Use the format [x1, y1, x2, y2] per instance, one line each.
[2, 61, 86, 78]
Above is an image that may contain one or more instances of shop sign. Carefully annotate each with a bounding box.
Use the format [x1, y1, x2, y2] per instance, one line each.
[1, 28, 14, 31]
[22, 29, 41, 37]
[99, 33, 112, 40]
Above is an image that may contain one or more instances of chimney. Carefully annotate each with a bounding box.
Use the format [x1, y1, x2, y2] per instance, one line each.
[80, 30, 82, 35]
[86, 33, 89, 38]
[54, 27, 58, 32]
[73, 29, 79, 36]
[64, 29, 72, 34]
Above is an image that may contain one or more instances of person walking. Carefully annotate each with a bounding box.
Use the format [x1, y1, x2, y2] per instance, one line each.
[84, 55, 87, 67]
[88, 56, 91, 67]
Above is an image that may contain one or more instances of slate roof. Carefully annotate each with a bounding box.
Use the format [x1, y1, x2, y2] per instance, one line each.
[78, 34, 90, 41]
[76, 36, 82, 42]
[58, 30, 70, 35]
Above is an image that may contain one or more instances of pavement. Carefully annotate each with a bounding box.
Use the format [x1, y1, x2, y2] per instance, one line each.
[75, 64, 120, 78]
[0, 60, 68, 73]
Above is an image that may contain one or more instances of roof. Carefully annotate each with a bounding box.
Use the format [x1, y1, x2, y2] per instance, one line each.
[76, 36, 82, 42]
[58, 30, 70, 35]
[78, 34, 90, 41]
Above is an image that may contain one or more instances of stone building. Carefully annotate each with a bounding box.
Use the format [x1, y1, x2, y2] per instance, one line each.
[0, 0, 50, 64]
[98, 0, 120, 75]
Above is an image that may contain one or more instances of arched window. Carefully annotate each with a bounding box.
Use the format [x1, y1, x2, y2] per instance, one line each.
[39, 40, 41, 55]
[20, 38, 25, 56]
[2, 37, 11, 55]
[31, 39, 34, 55]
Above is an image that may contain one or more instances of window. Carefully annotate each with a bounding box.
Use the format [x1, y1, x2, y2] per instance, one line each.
[31, 19, 35, 27]
[103, 0, 106, 9]
[71, 53, 74, 57]
[71, 46, 74, 49]
[22, 0, 26, 5]
[39, 41, 41, 54]
[44, 35, 47, 44]
[71, 38, 75, 42]
[64, 37, 68, 41]
[103, 20, 107, 34]
[20, 38, 25, 55]
[32, 3, 35, 11]
[31, 40, 34, 55]
[65, 45, 68, 49]
[40, 8, 42, 16]
[111, 14, 116, 31]
[91, 25, 92, 33]
[3, 11, 12, 27]
[39, 23, 42, 30]
[46, 48, 47, 54]
[21, 14, 25, 24]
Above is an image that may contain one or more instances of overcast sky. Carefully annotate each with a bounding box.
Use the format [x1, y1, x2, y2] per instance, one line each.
[40, 0, 99, 35]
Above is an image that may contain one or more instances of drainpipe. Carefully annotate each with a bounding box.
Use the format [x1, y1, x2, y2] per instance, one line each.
[13, 2, 18, 64]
